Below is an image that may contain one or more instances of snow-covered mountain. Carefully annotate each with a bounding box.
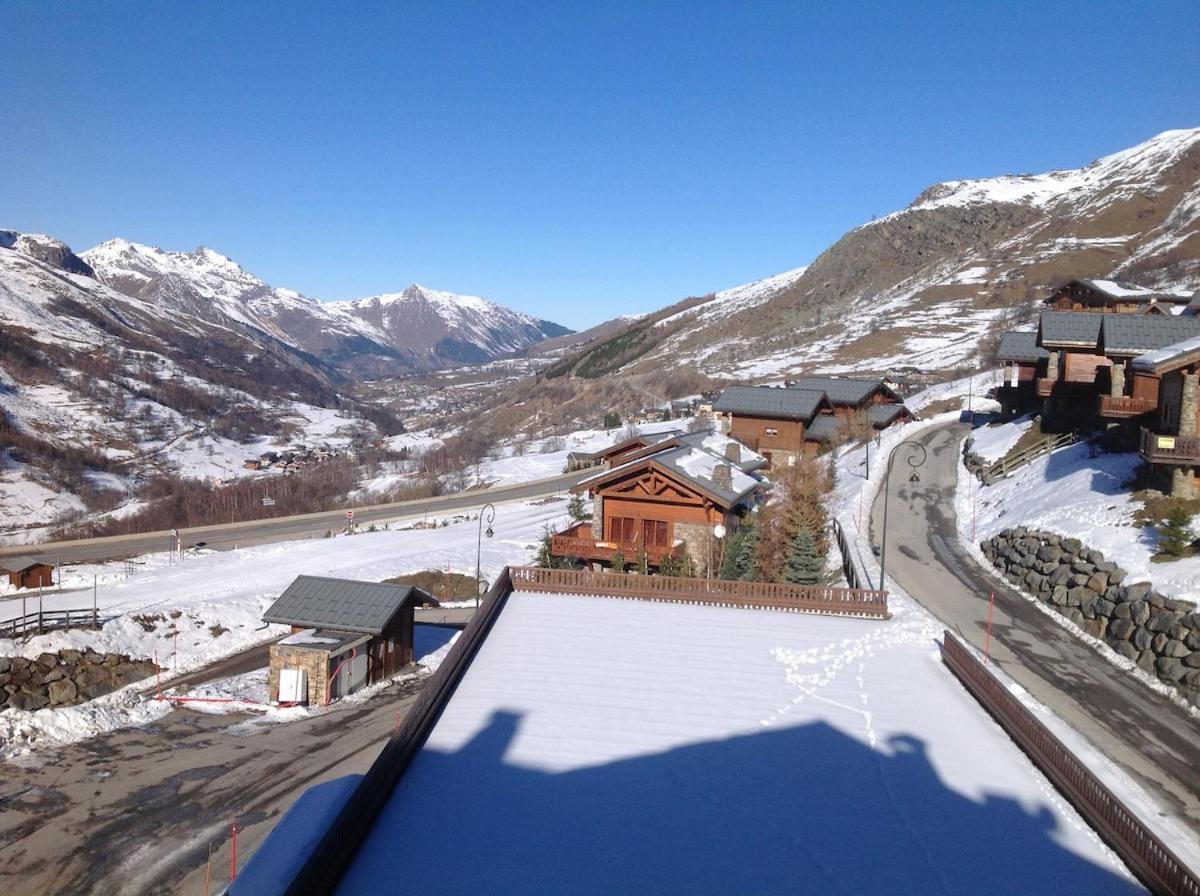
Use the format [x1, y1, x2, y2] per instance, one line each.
[82, 240, 570, 374]
[548, 126, 1200, 386]
[329, 284, 571, 368]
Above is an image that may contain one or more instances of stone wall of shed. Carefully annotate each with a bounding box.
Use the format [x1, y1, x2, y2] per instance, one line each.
[268, 644, 330, 706]
[980, 527, 1200, 707]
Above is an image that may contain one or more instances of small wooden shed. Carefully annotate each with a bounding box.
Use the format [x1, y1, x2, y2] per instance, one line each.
[0, 557, 54, 590]
[263, 575, 438, 705]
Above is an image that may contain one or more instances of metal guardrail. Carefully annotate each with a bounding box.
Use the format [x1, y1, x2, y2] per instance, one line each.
[510, 565, 889, 619]
[830, 518, 868, 591]
[980, 431, 1080, 485]
[940, 631, 1200, 896]
[0, 607, 99, 639]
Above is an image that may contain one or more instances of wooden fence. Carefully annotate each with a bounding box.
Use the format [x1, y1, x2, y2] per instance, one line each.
[980, 431, 1080, 485]
[510, 566, 889, 619]
[940, 631, 1200, 896]
[0, 607, 100, 640]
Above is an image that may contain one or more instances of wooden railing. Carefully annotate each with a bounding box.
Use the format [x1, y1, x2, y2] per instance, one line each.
[550, 522, 675, 564]
[979, 431, 1080, 485]
[510, 566, 889, 619]
[0, 607, 100, 639]
[1140, 428, 1200, 465]
[1098, 394, 1157, 418]
[941, 632, 1200, 896]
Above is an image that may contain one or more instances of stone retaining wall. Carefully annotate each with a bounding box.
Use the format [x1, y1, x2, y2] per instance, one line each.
[981, 527, 1200, 707]
[0, 650, 157, 711]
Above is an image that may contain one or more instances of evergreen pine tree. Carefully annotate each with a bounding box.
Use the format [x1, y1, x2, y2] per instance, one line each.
[784, 529, 823, 585]
[720, 528, 745, 580]
[536, 525, 557, 569]
[659, 551, 680, 577]
[734, 522, 760, 581]
[567, 493, 588, 522]
[1159, 505, 1195, 558]
[610, 547, 626, 573]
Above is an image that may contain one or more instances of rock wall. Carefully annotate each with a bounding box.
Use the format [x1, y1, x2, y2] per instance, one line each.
[981, 527, 1200, 706]
[0, 650, 157, 712]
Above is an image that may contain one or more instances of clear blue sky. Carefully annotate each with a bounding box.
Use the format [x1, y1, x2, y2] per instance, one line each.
[3, 1, 1198, 329]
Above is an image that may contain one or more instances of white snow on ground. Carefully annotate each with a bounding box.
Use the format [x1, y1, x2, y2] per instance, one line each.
[337, 590, 1144, 894]
[0, 497, 569, 757]
[829, 373, 1200, 875]
[957, 420, 1200, 601]
[968, 413, 1035, 463]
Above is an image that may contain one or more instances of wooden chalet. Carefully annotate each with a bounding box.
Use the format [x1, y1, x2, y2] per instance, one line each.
[1132, 335, 1200, 498]
[713, 378, 908, 466]
[1044, 279, 1195, 315]
[552, 431, 767, 575]
[995, 331, 1048, 417]
[0, 557, 53, 590]
[263, 576, 437, 705]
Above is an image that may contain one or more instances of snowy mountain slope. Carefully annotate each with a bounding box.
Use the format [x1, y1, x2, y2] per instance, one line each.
[84, 240, 571, 374]
[329, 283, 571, 368]
[616, 126, 1200, 381]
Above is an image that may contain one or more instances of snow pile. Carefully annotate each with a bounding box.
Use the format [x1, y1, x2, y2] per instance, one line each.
[968, 414, 1034, 463]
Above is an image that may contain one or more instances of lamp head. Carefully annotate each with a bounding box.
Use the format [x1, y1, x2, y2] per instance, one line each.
[486, 525, 494, 539]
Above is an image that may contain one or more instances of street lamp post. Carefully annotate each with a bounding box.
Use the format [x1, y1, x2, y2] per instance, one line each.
[878, 439, 928, 592]
[475, 503, 495, 607]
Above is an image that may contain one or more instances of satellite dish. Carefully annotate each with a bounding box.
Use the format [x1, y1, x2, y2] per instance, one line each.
[713, 524, 727, 539]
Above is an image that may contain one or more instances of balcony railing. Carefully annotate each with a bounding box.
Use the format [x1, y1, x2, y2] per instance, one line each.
[1140, 428, 1200, 465]
[1098, 395, 1158, 418]
[550, 522, 676, 565]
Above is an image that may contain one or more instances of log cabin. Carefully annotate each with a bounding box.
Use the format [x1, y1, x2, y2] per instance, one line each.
[263, 576, 438, 705]
[712, 386, 831, 468]
[0, 557, 54, 590]
[552, 430, 767, 576]
[1044, 279, 1195, 315]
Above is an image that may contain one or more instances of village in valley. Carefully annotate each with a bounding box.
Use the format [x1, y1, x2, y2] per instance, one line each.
[3, 7, 1200, 894]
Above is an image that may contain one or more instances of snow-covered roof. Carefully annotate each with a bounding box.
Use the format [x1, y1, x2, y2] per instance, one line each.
[1079, 279, 1194, 303]
[1132, 333, 1200, 373]
[279, 591, 1145, 895]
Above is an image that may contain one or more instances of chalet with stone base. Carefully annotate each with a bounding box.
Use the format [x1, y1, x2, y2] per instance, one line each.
[263, 576, 437, 706]
[552, 430, 766, 576]
[995, 331, 1048, 417]
[1133, 335, 1200, 497]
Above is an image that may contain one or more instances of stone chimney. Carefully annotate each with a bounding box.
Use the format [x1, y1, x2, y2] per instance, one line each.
[712, 463, 732, 491]
[724, 441, 741, 465]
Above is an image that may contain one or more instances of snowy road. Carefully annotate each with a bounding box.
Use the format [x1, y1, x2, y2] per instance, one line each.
[870, 421, 1200, 840]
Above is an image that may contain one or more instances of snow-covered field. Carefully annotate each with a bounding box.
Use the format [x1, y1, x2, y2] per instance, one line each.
[0, 496, 569, 757]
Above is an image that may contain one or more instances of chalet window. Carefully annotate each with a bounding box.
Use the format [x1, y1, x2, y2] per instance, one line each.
[642, 519, 668, 547]
[765, 427, 779, 436]
[609, 516, 637, 543]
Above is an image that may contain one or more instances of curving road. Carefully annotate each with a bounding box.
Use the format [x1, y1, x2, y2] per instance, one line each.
[0, 470, 590, 566]
[871, 421, 1200, 839]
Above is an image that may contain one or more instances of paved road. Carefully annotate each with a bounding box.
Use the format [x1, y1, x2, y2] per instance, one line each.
[0, 676, 426, 896]
[0, 470, 589, 566]
[870, 421, 1200, 838]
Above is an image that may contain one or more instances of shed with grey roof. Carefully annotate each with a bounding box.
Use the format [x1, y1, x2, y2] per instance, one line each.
[0, 556, 54, 589]
[264, 576, 438, 705]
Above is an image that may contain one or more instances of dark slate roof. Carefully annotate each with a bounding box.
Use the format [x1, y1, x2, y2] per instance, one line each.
[263, 576, 437, 636]
[1038, 312, 1104, 348]
[805, 415, 840, 444]
[787, 376, 897, 406]
[0, 556, 46, 572]
[712, 386, 827, 421]
[1100, 314, 1200, 355]
[868, 404, 910, 427]
[996, 331, 1048, 363]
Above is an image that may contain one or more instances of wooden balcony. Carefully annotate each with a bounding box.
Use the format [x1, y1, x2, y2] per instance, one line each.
[550, 522, 676, 565]
[1098, 395, 1158, 419]
[1140, 428, 1200, 465]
